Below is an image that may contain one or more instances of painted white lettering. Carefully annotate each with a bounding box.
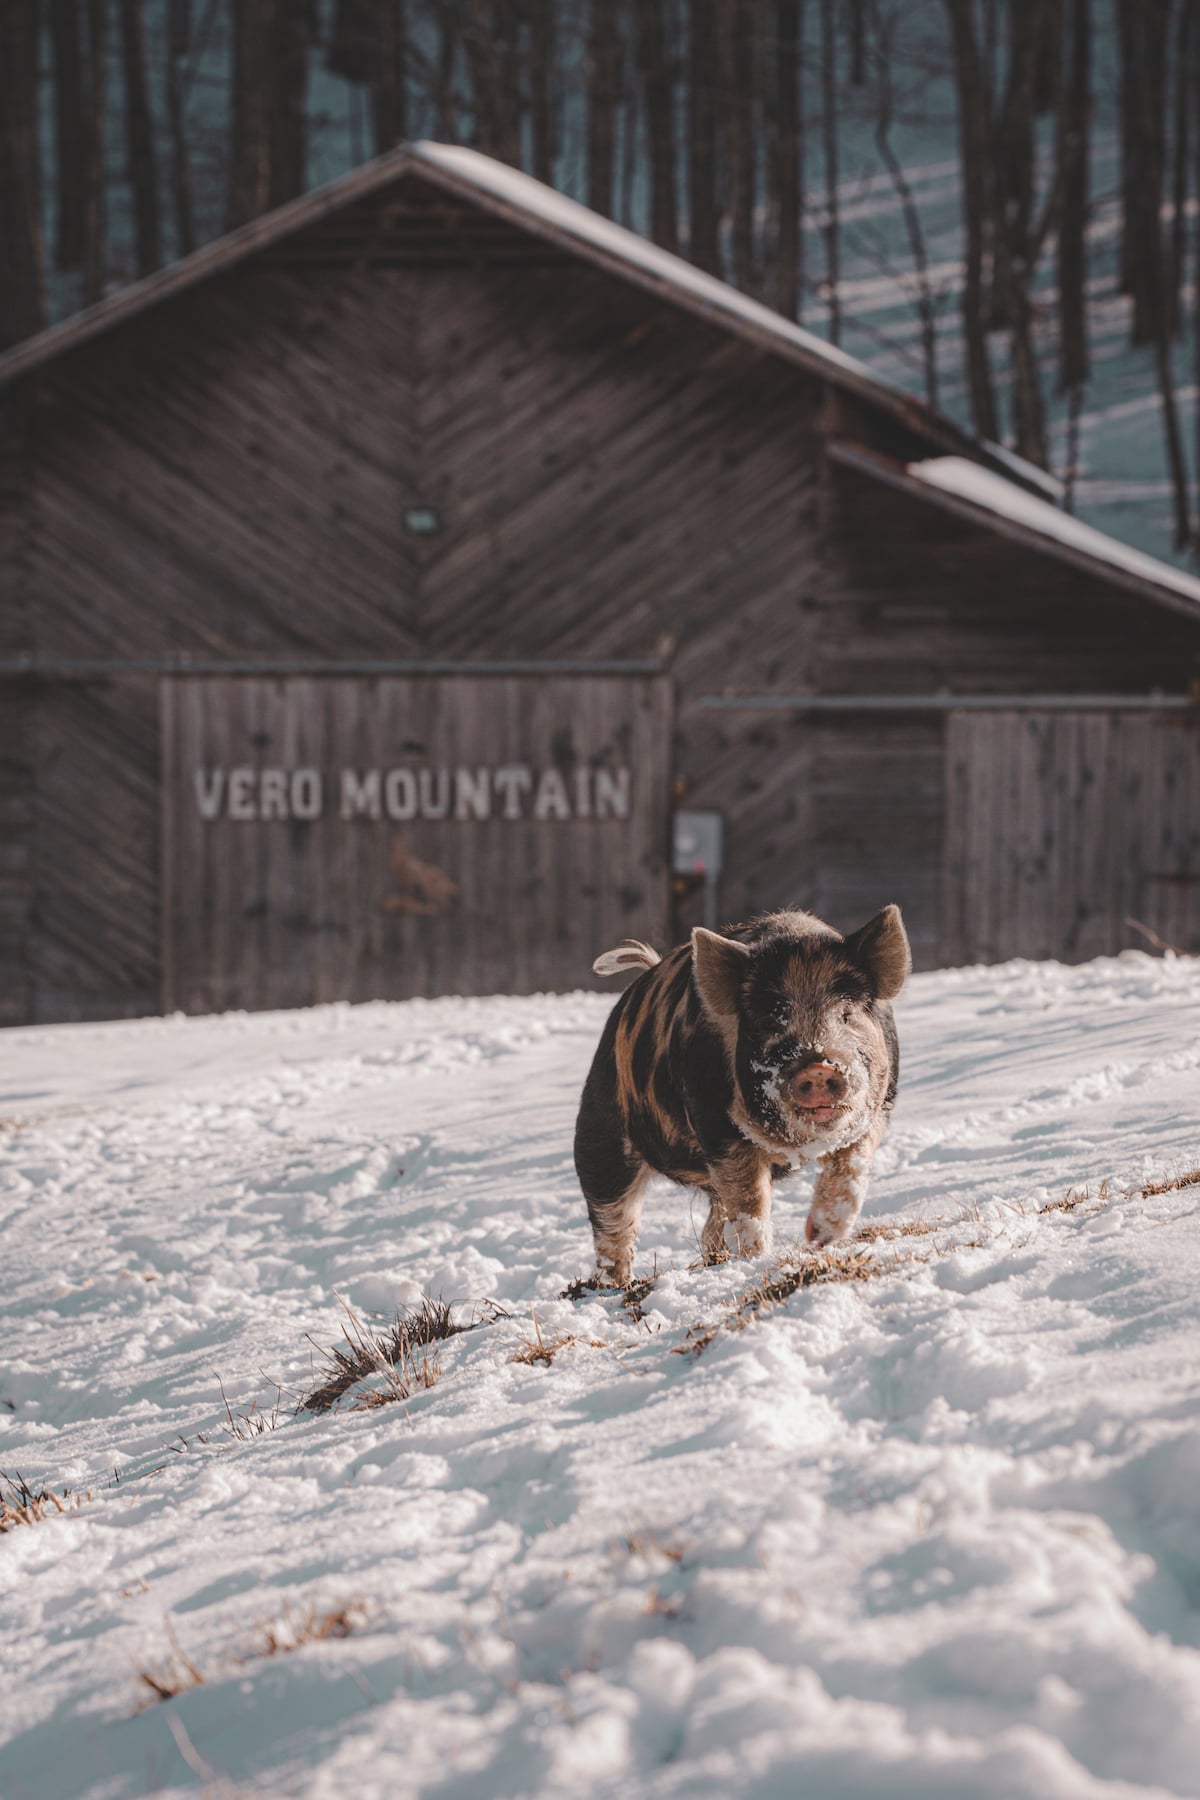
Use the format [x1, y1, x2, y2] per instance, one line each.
[493, 764, 533, 820]
[341, 769, 382, 820]
[291, 768, 323, 820]
[574, 766, 592, 819]
[595, 767, 631, 820]
[533, 767, 572, 821]
[455, 767, 491, 821]
[228, 767, 257, 821]
[194, 768, 225, 821]
[259, 768, 289, 820]
[419, 768, 451, 819]
[384, 768, 418, 820]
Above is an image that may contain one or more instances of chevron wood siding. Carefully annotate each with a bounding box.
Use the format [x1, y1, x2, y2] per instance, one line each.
[3, 174, 1200, 1020]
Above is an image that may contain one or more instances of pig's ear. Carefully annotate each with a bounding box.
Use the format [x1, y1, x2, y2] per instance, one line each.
[843, 905, 911, 1000]
[691, 927, 751, 1019]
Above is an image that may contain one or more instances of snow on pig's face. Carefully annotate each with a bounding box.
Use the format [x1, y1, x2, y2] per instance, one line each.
[691, 907, 910, 1160]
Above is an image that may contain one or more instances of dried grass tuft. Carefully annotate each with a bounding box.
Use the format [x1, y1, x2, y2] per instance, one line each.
[512, 1307, 603, 1366]
[676, 1245, 909, 1356]
[259, 1600, 365, 1656]
[299, 1294, 458, 1414]
[139, 1601, 366, 1706]
[1139, 1167, 1200, 1199]
[0, 1469, 91, 1533]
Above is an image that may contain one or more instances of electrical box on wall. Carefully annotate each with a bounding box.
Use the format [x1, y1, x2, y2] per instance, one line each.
[673, 810, 724, 930]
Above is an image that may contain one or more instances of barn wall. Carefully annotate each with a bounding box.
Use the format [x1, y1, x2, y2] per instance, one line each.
[822, 467, 1200, 693]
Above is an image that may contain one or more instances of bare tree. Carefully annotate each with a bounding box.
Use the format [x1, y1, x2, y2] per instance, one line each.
[770, 0, 804, 319]
[166, 0, 195, 257]
[873, 2, 937, 405]
[587, 0, 622, 215]
[373, 0, 408, 153]
[1118, 0, 1170, 346]
[270, 1, 314, 201]
[688, 0, 720, 271]
[0, 0, 44, 348]
[944, 0, 999, 441]
[49, 0, 86, 272]
[529, 0, 556, 182]
[84, 0, 109, 305]
[120, 0, 163, 276]
[820, 0, 839, 341]
[731, 2, 760, 292]
[637, 0, 678, 250]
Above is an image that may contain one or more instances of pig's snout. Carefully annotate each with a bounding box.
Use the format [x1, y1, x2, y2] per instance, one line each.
[788, 1061, 847, 1111]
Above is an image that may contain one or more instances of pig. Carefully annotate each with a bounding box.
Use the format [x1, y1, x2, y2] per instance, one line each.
[574, 906, 910, 1287]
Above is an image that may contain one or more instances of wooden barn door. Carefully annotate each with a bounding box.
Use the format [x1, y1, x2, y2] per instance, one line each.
[941, 710, 1200, 964]
[160, 675, 672, 1013]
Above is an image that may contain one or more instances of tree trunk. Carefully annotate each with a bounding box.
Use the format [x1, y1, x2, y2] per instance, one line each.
[84, 0, 109, 306]
[821, 0, 840, 341]
[688, 0, 720, 271]
[465, 2, 520, 163]
[731, 2, 759, 292]
[588, 0, 622, 215]
[847, 0, 867, 84]
[1120, 0, 1170, 345]
[493, 0, 522, 166]
[0, 0, 44, 348]
[120, 0, 163, 276]
[772, 0, 803, 318]
[270, 0, 312, 203]
[373, 0, 407, 153]
[637, 0, 677, 250]
[874, 2, 937, 404]
[1168, 0, 1192, 340]
[944, 0, 999, 442]
[228, 0, 273, 228]
[433, 4, 460, 143]
[1057, 0, 1089, 391]
[166, 0, 195, 257]
[529, 0, 555, 182]
[991, 0, 1048, 464]
[49, 0, 87, 272]
[327, 0, 377, 83]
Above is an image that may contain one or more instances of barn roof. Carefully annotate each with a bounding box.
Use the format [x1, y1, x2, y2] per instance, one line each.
[0, 139, 1053, 496]
[830, 442, 1200, 628]
[3, 139, 1196, 629]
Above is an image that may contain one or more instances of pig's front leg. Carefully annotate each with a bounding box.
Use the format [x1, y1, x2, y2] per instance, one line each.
[807, 1115, 888, 1246]
[701, 1143, 774, 1263]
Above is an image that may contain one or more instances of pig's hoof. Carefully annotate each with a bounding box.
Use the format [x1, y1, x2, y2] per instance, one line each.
[805, 1212, 850, 1247]
[723, 1217, 769, 1258]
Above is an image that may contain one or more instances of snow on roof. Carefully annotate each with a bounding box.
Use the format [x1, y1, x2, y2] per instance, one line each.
[908, 455, 1200, 613]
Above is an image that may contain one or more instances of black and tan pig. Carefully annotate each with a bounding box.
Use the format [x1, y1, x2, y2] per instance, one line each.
[574, 906, 911, 1286]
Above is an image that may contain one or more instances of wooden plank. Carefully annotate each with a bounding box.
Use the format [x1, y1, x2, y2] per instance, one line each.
[161, 674, 672, 1012]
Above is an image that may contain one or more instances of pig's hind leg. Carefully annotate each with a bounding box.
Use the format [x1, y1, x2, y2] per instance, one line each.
[575, 1071, 648, 1288]
[807, 1115, 888, 1246]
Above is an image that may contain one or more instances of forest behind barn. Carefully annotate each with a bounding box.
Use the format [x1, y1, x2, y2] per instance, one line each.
[2, 0, 1200, 569]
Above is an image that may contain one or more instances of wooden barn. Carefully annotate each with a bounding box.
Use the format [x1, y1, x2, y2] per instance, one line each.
[2, 141, 1199, 1026]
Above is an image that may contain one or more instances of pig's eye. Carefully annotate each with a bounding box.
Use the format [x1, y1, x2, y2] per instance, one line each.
[840, 1003, 855, 1023]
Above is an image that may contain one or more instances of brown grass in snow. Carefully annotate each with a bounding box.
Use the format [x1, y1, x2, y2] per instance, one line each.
[0, 1470, 91, 1533]
[299, 1294, 459, 1414]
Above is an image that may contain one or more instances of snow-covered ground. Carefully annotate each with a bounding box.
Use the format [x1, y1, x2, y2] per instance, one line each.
[3, 954, 1200, 1798]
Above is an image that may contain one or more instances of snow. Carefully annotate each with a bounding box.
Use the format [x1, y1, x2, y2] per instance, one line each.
[2, 954, 1200, 1798]
[907, 457, 1200, 616]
